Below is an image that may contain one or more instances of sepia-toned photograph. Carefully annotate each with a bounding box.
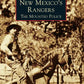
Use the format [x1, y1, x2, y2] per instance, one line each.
[0, 0, 84, 84]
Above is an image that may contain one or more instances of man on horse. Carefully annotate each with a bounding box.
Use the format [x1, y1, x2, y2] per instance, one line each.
[0, 24, 30, 84]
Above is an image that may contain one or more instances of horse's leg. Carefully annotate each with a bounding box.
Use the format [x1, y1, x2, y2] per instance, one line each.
[35, 75, 49, 84]
[46, 68, 56, 84]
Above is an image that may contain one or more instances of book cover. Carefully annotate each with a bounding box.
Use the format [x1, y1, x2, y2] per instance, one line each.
[0, 0, 84, 84]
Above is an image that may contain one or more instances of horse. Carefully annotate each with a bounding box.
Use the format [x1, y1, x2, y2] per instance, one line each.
[26, 37, 82, 84]
[5, 37, 82, 84]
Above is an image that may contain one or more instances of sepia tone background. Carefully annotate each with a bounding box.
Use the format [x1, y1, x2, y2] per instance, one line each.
[0, 0, 84, 84]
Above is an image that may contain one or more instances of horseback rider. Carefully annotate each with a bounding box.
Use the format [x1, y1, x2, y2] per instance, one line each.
[0, 24, 29, 84]
[1, 24, 21, 61]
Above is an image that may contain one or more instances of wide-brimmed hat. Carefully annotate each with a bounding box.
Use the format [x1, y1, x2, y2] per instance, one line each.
[6, 24, 21, 33]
